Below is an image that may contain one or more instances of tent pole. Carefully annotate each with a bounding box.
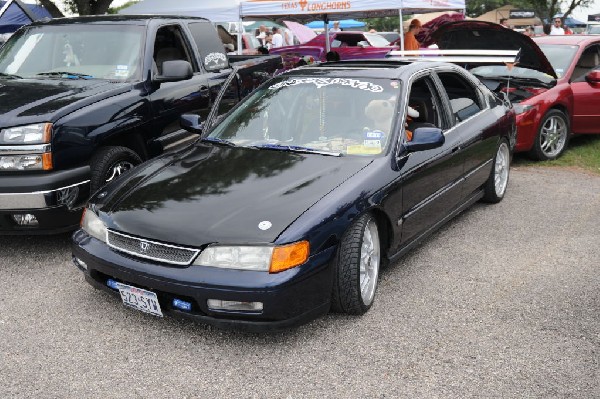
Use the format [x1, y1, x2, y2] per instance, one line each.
[237, 14, 243, 55]
[399, 8, 404, 52]
[324, 15, 330, 53]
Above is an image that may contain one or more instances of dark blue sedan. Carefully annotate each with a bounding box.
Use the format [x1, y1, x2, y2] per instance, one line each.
[72, 60, 515, 331]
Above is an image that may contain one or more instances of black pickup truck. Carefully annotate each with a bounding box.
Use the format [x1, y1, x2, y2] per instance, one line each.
[0, 15, 282, 234]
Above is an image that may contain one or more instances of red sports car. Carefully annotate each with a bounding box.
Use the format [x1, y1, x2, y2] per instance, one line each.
[435, 22, 600, 160]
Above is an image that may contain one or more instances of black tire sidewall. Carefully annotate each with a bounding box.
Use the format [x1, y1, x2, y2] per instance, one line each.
[483, 138, 510, 203]
[90, 146, 142, 193]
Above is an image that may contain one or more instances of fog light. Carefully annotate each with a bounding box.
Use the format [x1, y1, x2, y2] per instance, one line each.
[73, 256, 88, 271]
[12, 213, 38, 226]
[106, 279, 119, 290]
[172, 298, 192, 311]
[207, 299, 263, 312]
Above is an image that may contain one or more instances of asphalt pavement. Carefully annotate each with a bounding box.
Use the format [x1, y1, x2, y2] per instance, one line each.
[0, 166, 598, 398]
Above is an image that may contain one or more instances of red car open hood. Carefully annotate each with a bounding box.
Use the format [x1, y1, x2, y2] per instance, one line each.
[433, 21, 557, 79]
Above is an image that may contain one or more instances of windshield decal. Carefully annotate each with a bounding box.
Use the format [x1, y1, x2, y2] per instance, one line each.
[204, 52, 227, 69]
[269, 78, 384, 93]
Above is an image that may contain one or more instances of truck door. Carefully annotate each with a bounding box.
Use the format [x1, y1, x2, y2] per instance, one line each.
[148, 23, 212, 153]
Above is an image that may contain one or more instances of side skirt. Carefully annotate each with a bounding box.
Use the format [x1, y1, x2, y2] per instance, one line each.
[387, 189, 484, 264]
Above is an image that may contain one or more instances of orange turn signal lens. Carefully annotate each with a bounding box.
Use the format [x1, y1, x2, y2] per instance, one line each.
[42, 152, 53, 170]
[42, 123, 53, 143]
[269, 241, 310, 273]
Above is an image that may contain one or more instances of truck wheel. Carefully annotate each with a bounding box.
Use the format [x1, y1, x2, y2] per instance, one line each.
[90, 146, 142, 193]
[330, 213, 381, 315]
[529, 109, 569, 161]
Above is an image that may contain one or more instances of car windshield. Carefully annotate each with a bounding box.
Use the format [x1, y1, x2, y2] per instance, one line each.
[470, 44, 578, 80]
[538, 44, 578, 78]
[207, 76, 401, 156]
[0, 24, 144, 80]
[587, 25, 600, 34]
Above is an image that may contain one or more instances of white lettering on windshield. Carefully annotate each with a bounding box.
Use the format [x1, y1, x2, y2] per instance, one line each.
[269, 78, 384, 93]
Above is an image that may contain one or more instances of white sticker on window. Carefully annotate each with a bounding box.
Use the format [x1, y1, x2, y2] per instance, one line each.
[269, 78, 384, 93]
[204, 52, 227, 69]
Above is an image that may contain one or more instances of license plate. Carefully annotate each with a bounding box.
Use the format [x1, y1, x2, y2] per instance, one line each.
[116, 282, 163, 317]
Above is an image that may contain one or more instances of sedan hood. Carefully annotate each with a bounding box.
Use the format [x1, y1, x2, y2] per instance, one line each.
[433, 21, 557, 79]
[101, 144, 372, 247]
[0, 78, 131, 127]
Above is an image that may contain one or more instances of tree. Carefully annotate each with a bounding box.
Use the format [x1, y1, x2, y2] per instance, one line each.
[519, 0, 595, 20]
[37, 0, 119, 17]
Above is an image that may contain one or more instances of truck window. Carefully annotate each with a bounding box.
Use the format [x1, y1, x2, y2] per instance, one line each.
[153, 25, 195, 75]
[187, 22, 229, 72]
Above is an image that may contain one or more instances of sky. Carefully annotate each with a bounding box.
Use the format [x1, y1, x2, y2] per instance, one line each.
[32, 0, 600, 21]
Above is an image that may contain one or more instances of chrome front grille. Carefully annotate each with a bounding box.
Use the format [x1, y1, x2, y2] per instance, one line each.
[107, 230, 199, 265]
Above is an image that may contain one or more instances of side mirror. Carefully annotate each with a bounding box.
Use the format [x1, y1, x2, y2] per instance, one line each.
[585, 70, 600, 84]
[404, 127, 445, 152]
[180, 114, 203, 134]
[154, 60, 193, 83]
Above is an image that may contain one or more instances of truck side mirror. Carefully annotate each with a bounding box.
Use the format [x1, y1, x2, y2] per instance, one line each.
[180, 114, 203, 134]
[154, 60, 193, 83]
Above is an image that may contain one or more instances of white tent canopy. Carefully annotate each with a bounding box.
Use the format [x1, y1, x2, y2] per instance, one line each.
[240, 0, 466, 21]
[119, 0, 242, 22]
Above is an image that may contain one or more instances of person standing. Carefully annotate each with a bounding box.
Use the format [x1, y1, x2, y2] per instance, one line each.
[330, 21, 342, 32]
[404, 19, 421, 51]
[284, 28, 295, 46]
[272, 27, 284, 48]
[256, 25, 268, 46]
[499, 18, 510, 28]
[550, 17, 565, 35]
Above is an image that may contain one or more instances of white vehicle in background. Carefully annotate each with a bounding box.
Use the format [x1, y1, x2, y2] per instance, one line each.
[586, 23, 600, 34]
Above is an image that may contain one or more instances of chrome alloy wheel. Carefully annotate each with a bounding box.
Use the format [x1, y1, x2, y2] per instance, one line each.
[105, 160, 135, 183]
[360, 219, 380, 306]
[540, 115, 567, 158]
[494, 142, 510, 197]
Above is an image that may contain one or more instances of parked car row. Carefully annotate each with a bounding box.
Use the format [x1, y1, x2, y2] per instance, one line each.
[4, 18, 598, 331]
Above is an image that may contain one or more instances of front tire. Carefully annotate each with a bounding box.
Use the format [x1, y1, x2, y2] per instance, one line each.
[331, 214, 381, 315]
[483, 138, 510, 203]
[530, 109, 569, 161]
[90, 146, 142, 193]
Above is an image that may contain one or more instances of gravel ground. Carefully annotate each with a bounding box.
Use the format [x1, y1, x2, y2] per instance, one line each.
[0, 167, 598, 398]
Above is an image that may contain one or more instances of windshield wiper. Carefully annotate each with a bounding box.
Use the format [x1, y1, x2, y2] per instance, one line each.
[0, 72, 22, 79]
[201, 137, 237, 147]
[251, 143, 342, 157]
[36, 71, 94, 79]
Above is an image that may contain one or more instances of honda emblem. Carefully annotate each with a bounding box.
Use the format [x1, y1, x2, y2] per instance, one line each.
[140, 241, 150, 253]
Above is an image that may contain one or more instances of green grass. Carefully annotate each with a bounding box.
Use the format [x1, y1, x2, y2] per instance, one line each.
[512, 135, 600, 175]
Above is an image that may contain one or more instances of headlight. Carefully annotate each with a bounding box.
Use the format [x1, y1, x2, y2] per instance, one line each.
[81, 209, 107, 243]
[0, 123, 52, 144]
[194, 241, 309, 273]
[0, 154, 52, 171]
[513, 104, 536, 115]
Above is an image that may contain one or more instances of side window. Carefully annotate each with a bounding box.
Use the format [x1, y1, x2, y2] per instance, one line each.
[437, 72, 484, 124]
[153, 25, 194, 75]
[573, 45, 600, 81]
[188, 22, 229, 72]
[405, 76, 443, 140]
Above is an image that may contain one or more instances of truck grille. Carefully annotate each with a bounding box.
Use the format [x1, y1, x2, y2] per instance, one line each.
[107, 230, 199, 266]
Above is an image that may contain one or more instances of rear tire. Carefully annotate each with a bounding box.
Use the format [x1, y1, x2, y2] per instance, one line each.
[331, 213, 381, 315]
[90, 146, 142, 193]
[483, 138, 510, 203]
[529, 109, 569, 161]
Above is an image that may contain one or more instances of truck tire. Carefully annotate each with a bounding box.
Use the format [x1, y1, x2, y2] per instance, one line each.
[90, 146, 142, 193]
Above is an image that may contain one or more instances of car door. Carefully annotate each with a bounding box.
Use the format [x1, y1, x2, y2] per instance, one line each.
[394, 72, 465, 249]
[148, 23, 212, 152]
[435, 69, 500, 199]
[570, 44, 600, 134]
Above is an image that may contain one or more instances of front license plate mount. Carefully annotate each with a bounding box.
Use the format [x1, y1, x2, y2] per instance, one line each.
[116, 282, 163, 317]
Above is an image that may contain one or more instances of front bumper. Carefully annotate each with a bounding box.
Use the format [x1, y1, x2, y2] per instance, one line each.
[72, 230, 335, 332]
[0, 166, 90, 234]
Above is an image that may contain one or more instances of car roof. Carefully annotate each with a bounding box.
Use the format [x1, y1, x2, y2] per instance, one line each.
[30, 14, 210, 27]
[533, 35, 600, 46]
[283, 59, 457, 79]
